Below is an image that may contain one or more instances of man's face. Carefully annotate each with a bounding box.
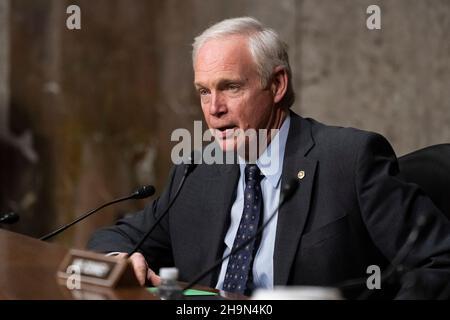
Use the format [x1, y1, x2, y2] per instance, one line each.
[194, 35, 279, 152]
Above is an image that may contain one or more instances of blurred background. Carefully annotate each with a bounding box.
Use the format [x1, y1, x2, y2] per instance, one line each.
[0, 0, 449, 248]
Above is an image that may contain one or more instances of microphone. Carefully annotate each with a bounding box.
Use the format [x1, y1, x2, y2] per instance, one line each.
[356, 213, 430, 300]
[127, 151, 200, 257]
[131, 185, 157, 199]
[39, 185, 156, 241]
[336, 213, 431, 299]
[182, 178, 299, 292]
[0, 211, 20, 224]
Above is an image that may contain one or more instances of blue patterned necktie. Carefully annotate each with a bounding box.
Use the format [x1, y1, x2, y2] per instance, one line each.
[223, 164, 263, 294]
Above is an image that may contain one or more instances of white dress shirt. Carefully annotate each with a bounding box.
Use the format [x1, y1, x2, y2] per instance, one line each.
[216, 115, 291, 290]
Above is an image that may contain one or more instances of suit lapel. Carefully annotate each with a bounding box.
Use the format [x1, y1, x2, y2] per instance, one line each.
[274, 113, 317, 285]
[202, 163, 240, 286]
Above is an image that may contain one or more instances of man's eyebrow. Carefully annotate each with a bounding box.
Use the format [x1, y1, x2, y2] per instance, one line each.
[194, 78, 245, 89]
[218, 79, 244, 85]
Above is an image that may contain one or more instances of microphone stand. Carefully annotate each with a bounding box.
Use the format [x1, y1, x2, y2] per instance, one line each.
[40, 185, 155, 241]
[127, 161, 197, 257]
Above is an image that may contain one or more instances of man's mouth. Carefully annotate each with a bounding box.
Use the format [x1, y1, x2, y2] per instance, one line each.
[215, 125, 238, 139]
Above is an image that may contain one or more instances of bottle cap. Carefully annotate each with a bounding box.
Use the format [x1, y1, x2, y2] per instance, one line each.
[159, 267, 179, 280]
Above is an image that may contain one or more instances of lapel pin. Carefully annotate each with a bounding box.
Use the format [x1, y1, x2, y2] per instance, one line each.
[297, 170, 305, 180]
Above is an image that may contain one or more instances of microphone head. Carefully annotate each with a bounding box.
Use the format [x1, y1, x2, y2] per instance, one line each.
[0, 211, 20, 224]
[281, 179, 299, 202]
[131, 185, 156, 199]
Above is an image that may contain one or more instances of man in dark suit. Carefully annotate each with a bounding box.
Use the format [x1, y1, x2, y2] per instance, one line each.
[87, 17, 450, 299]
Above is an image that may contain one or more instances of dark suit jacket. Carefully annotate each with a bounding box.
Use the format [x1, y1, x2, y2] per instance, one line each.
[87, 112, 450, 299]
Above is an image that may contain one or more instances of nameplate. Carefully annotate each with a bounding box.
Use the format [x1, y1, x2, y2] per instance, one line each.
[57, 249, 139, 288]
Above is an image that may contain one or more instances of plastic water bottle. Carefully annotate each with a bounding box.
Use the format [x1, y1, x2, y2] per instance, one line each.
[158, 267, 184, 300]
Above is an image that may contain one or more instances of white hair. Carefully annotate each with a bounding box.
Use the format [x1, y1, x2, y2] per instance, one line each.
[192, 17, 295, 108]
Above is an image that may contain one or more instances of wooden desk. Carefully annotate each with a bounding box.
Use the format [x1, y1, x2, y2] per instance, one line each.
[0, 229, 156, 299]
[0, 229, 243, 300]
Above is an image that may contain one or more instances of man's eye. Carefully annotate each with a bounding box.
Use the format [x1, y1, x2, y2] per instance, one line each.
[228, 84, 240, 91]
[199, 89, 209, 96]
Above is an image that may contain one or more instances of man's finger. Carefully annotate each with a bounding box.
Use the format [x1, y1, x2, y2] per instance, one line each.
[129, 253, 149, 286]
[147, 268, 161, 287]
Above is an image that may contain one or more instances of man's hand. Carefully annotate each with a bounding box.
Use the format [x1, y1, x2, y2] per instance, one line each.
[112, 252, 161, 287]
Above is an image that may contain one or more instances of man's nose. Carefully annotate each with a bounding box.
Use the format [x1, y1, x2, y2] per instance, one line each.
[209, 91, 227, 117]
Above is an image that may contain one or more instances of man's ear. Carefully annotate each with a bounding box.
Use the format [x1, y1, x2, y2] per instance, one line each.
[271, 66, 288, 104]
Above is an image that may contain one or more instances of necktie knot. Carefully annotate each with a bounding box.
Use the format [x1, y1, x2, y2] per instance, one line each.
[245, 164, 263, 185]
